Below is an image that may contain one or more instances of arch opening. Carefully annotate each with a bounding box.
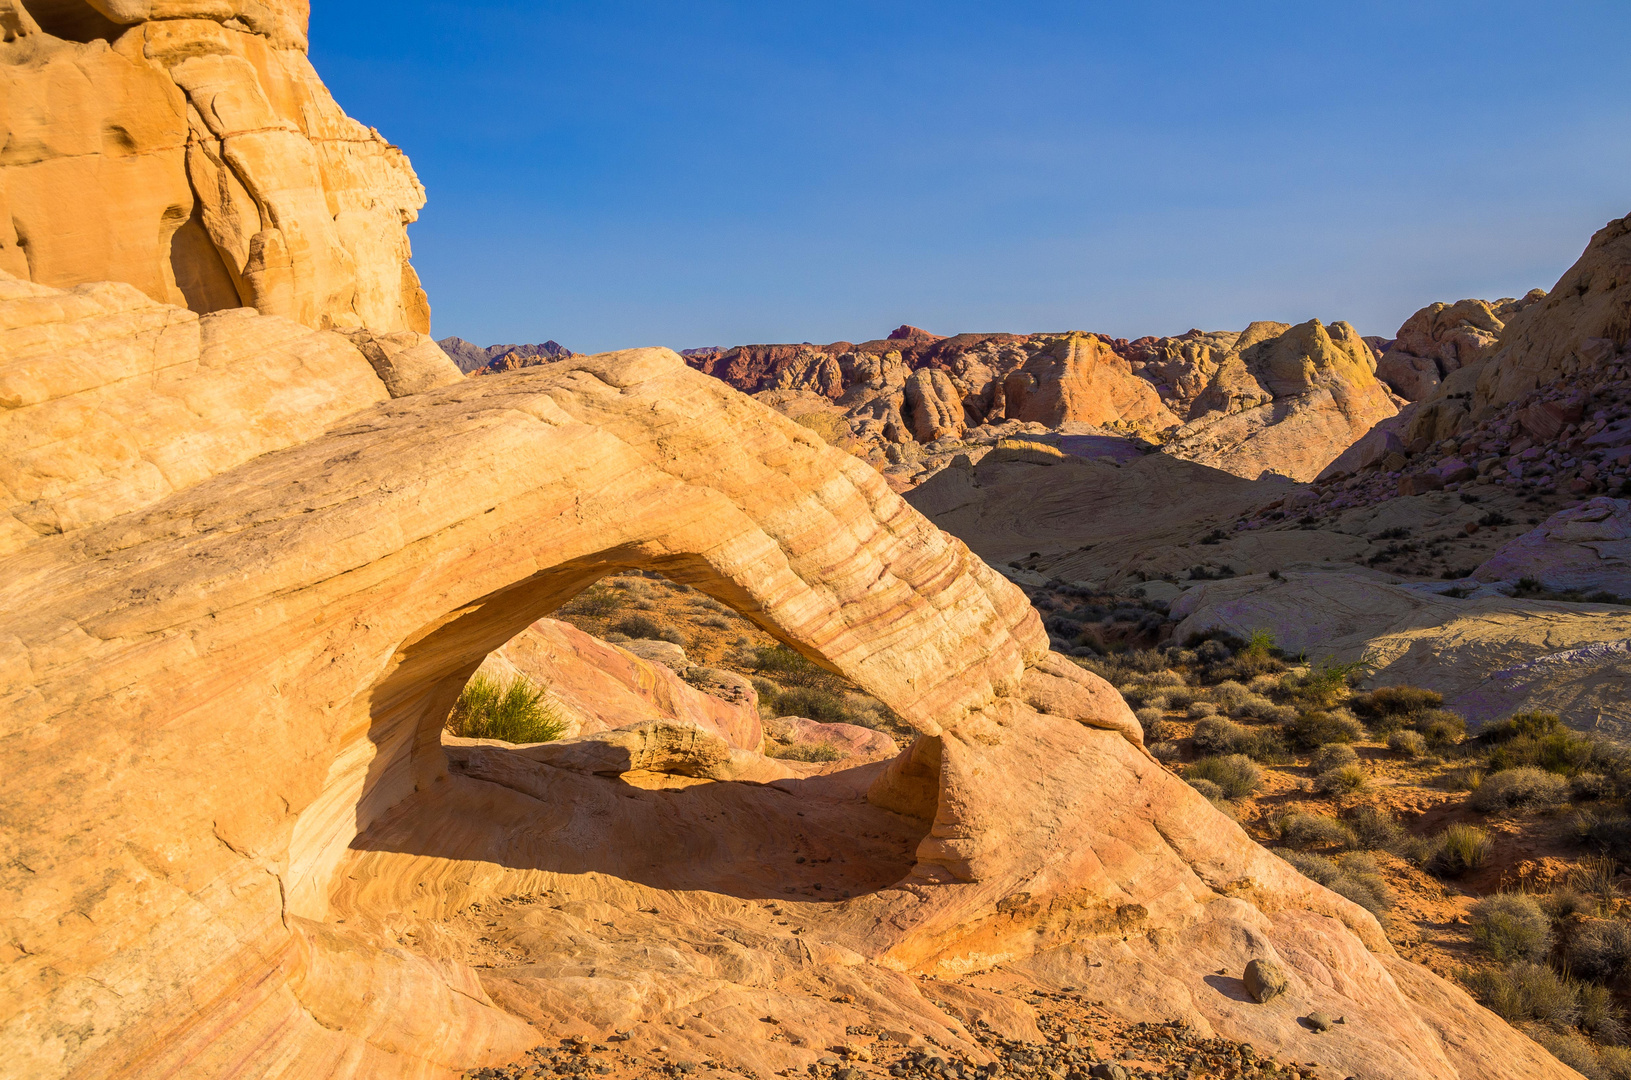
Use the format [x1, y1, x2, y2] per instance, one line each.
[286, 552, 943, 921]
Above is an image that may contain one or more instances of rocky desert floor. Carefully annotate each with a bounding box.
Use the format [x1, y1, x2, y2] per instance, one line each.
[456, 572, 1631, 1080]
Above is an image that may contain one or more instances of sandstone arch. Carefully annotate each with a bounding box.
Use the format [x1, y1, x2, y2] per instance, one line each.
[0, 349, 1580, 1078]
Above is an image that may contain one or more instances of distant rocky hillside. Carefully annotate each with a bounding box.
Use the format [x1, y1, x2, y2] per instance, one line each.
[686, 319, 1401, 484]
[437, 336, 576, 373]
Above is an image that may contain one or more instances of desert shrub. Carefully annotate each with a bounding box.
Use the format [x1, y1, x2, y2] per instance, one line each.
[562, 583, 621, 616]
[697, 614, 734, 630]
[1571, 855, 1623, 905]
[1186, 777, 1225, 800]
[446, 673, 566, 744]
[1186, 754, 1261, 799]
[1149, 741, 1182, 763]
[1602, 1046, 1631, 1080]
[611, 613, 665, 639]
[1471, 767, 1570, 813]
[1463, 961, 1580, 1026]
[1210, 680, 1250, 710]
[1580, 982, 1629, 1044]
[1535, 1030, 1603, 1077]
[1191, 717, 1286, 762]
[751, 643, 830, 686]
[1316, 763, 1369, 796]
[1286, 709, 1363, 750]
[1311, 744, 1359, 773]
[766, 740, 841, 762]
[1565, 918, 1631, 984]
[1282, 658, 1367, 708]
[1142, 716, 1176, 743]
[1351, 684, 1443, 720]
[1192, 717, 1245, 755]
[1278, 812, 1356, 849]
[1573, 772, 1616, 801]
[1578, 813, 1631, 863]
[1482, 711, 1566, 743]
[1222, 631, 1286, 680]
[1414, 709, 1468, 751]
[1469, 893, 1552, 962]
[1164, 687, 1197, 709]
[1229, 693, 1276, 719]
[1187, 700, 1219, 719]
[761, 685, 852, 724]
[1389, 730, 1428, 757]
[1279, 850, 1390, 918]
[1544, 887, 1595, 920]
[1488, 729, 1599, 776]
[1344, 806, 1404, 850]
[1135, 706, 1166, 731]
[1431, 823, 1493, 876]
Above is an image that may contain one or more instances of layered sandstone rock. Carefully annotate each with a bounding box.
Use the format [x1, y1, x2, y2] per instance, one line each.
[0, 269, 453, 554]
[0, 1, 429, 331]
[0, 330, 1577, 1078]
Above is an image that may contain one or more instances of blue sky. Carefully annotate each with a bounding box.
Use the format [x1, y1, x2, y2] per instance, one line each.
[311, 2, 1631, 353]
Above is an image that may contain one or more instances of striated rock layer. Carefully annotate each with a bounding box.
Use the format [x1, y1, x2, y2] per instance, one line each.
[0, 320, 1576, 1077]
[0, 0, 430, 332]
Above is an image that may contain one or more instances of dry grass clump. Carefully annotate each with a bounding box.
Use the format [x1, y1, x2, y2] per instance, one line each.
[1186, 700, 1219, 719]
[1463, 961, 1580, 1027]
[1186, 754, 1261, 799]
[765, 739, 842, 762]
[1471, 767, 1571, 813]
[1429, 823, 1493, 877]
[1388, 729, 1428, 757]
[1279, 850, 1391, 918]
[446, 673, 567, 744]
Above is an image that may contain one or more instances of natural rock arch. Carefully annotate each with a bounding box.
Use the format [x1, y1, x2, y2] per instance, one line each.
[0, 351, 1578, 1079]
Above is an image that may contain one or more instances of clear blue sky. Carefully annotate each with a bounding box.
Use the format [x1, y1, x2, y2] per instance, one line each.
[311, 2, 1631, 353]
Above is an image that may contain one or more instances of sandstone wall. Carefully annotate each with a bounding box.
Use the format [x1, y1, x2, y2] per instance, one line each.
[0, 0, 429, 332]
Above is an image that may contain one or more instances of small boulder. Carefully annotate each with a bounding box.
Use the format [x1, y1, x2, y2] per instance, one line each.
[1244, 958, 1288, 1003]
[1306, 1011, 1334, 1033]
[1088, 1064, 1130, 1080]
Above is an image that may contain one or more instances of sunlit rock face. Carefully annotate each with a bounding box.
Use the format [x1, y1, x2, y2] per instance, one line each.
[0, 0, 430, 332]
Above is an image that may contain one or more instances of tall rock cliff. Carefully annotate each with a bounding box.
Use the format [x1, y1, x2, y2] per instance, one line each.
[0, 0, 430, 332]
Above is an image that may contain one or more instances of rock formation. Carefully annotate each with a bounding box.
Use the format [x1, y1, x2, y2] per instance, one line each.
[0, 268, 459, 554]
[0, 319, 1578, 1077]
[438, 336, 577, 374]
[0, 0, 430, 332]
[687, 319, 1396, 485]
[1375, 293, 1545, 401]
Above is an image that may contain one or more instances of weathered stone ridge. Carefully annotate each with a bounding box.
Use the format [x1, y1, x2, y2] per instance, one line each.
[0, 269, 458, 554]
[0, 339, 1580, 1079]
[0, 1, 429, 332]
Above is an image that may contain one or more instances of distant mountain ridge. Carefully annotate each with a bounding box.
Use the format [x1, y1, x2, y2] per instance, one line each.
[437, 336, 575, 374]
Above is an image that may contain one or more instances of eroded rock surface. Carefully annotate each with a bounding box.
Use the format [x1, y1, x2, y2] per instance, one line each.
[0, 1, 429, 331]
[0, 329, 1579, 1078]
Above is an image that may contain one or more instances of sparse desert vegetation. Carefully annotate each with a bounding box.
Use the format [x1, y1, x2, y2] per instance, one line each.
[1076, 627, 1631, 1076]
